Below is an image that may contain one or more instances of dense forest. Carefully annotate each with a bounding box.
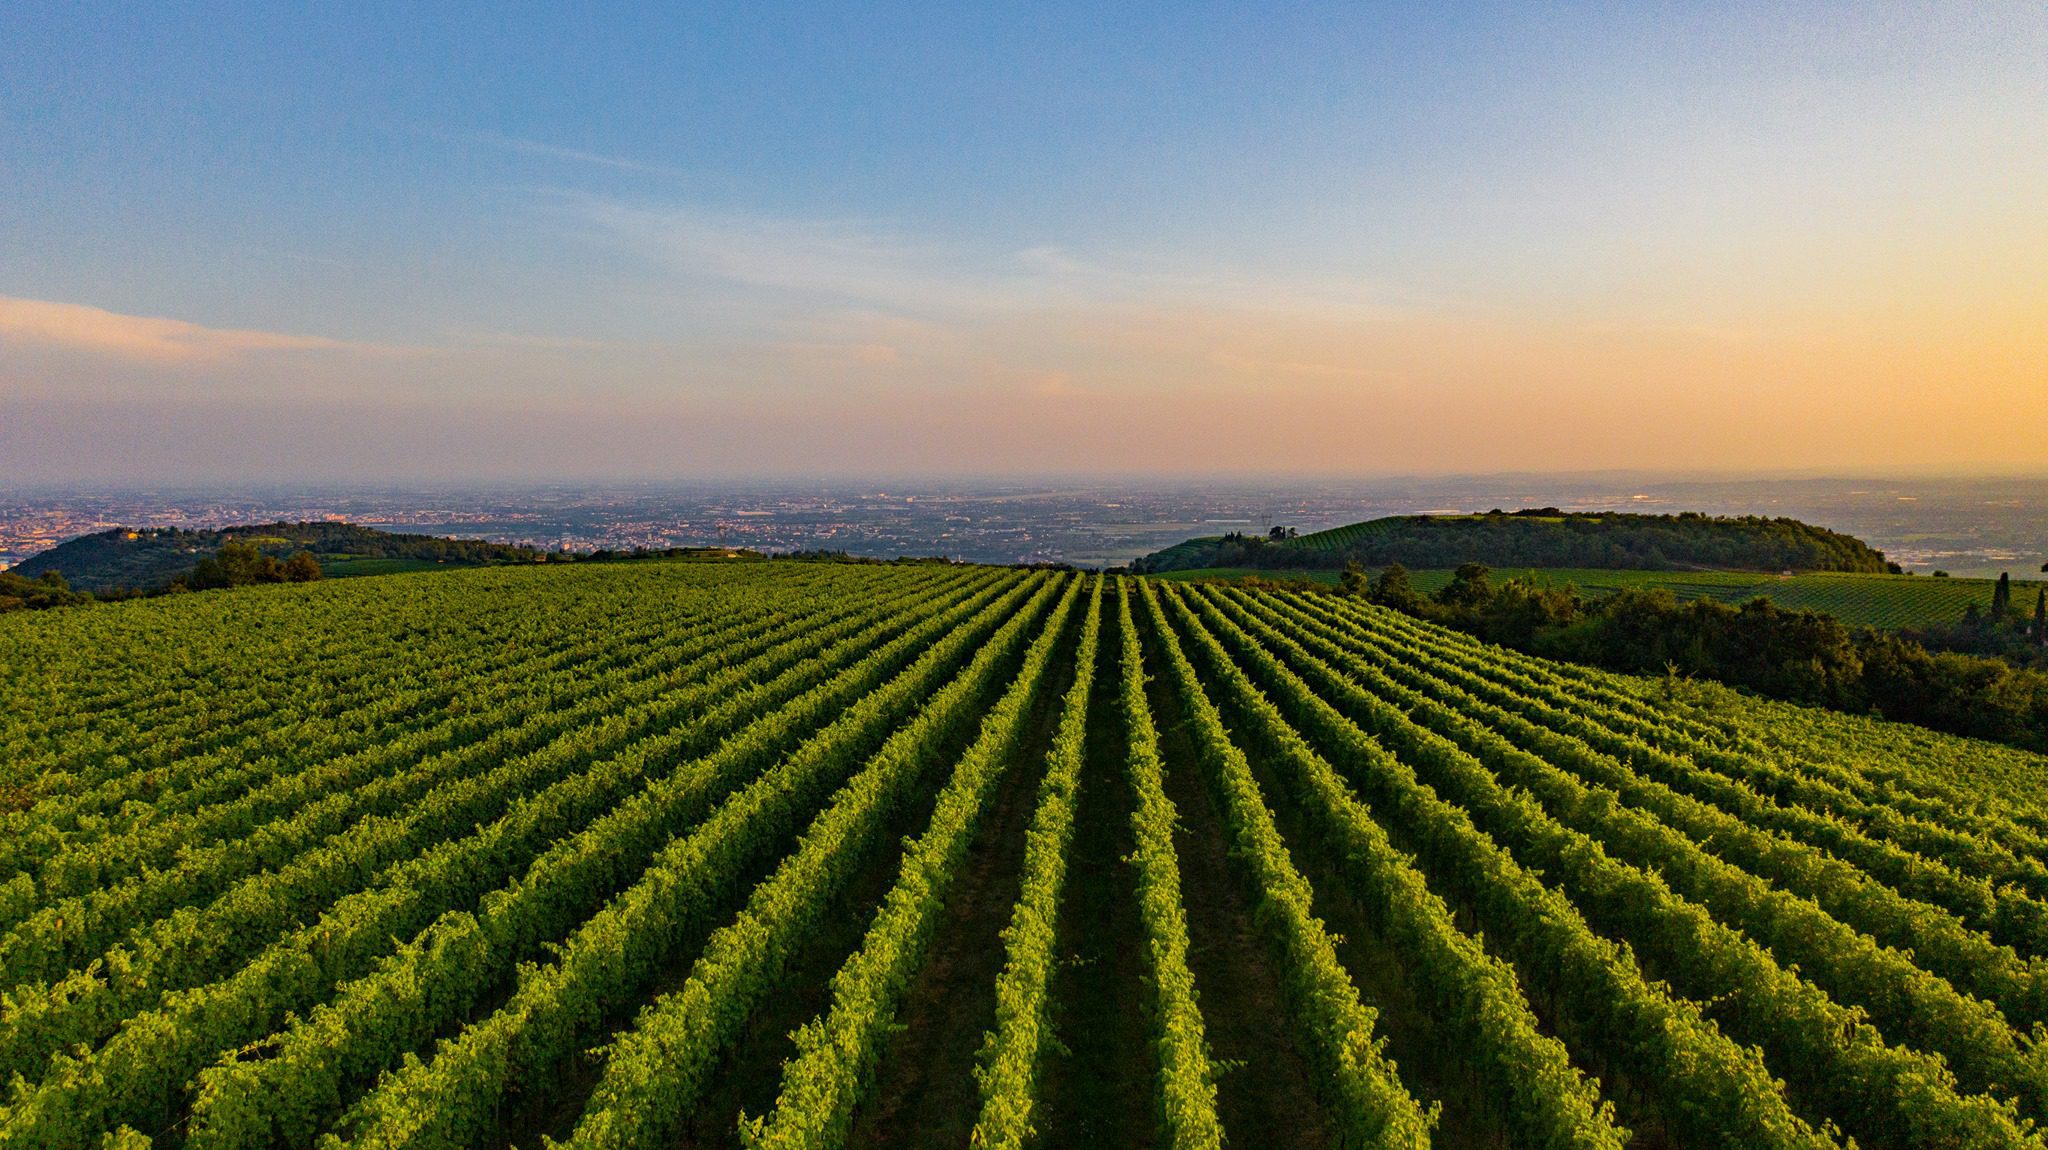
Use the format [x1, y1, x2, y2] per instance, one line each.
[1136, 510, 1898, 575]
[12, 522, 551, 593]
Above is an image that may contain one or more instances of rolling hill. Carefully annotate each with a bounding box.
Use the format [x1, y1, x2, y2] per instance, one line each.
[12, 521, 550, 592]
[1134, 509, 1896, 575]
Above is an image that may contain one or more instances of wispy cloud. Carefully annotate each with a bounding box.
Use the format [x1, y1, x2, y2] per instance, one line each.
[524, 195, 1448, 409]
[234, 245, 356, 270]
[574, 198, 992, 313]
[443, 327, 621, 352]
[776, 340, 904, 366]
[1207, 346, 1400, 383]
[0, 296, 375, 362]
[458, 129, 681, 177]
[564, 195, 1414, 321]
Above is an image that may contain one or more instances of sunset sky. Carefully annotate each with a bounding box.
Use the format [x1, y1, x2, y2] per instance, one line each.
[3, 3, 2044, 482]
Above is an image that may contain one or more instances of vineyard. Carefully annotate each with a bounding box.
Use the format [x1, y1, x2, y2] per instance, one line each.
[6, 560, 2048, 1148]
[1287, 517, 1413, 552]
[1159, 565, 2041, 629]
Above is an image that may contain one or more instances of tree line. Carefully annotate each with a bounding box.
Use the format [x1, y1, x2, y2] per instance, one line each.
[181, 541, 325, 590]
[11, 521, 554, 594]
[0, 542, 325, 613]
[0, 546, 982, 616]
[1325, 562, 2048, 754]
[1901, 571, 2048, 669]
[0, 570, 95, 612]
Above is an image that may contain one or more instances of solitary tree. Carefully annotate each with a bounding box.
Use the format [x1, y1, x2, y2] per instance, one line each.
[2036, 587, 2046, 648]
[283, 551, 323, 582]
[1993, 572, 2012, 622]
[1436, 562, 1495, 609]
[1371, 562, 1418, 609]
[1340, 560, 1369, 598]
[217, 541, 284, 585]
[185, 556, 231, 591]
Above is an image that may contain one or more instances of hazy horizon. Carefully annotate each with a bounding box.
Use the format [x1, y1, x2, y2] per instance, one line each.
[11, 471, 2048, 579]
[5, 4, 2044, 482]
[14, 464, 2048, 492]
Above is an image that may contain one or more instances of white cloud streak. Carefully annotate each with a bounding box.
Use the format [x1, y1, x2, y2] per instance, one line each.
[477, 132, 677, 174]
[0, 296, 373, 362]
[563, 195, 1413, 321]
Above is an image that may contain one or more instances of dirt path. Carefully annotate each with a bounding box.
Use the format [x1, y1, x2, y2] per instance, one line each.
[1142, 619, 1337, 1150]
[844, 636, 1077, 1148]
[1034, 602, 1159, 1149]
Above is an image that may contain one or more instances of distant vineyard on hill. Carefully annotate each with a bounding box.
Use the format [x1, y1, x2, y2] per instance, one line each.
[4, 562, 2048, 1147]
[1159, 566, 2039, 631]
[1136, 509, 1897, 575]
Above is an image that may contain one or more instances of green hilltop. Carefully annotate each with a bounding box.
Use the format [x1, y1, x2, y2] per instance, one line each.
[1134, 509, 1895, 576]
[11, 521, 550, 593]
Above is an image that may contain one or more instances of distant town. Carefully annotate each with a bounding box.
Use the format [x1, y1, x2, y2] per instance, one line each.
[4, 475, 2045, 578]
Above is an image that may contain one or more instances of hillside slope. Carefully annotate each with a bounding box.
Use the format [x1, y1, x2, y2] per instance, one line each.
[13, 521, 548, 591]
[1135, 509, 1895, 575]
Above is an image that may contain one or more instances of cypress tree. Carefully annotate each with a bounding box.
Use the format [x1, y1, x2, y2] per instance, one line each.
[1993, 572, 2011, 622]
[2035, 587, 2046, 647]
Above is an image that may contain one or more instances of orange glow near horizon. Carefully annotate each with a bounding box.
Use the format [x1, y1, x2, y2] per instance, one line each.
[3, 7, 2044, 481]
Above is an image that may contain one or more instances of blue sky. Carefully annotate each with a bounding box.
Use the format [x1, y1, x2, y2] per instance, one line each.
[3, 3, 2044, 480]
